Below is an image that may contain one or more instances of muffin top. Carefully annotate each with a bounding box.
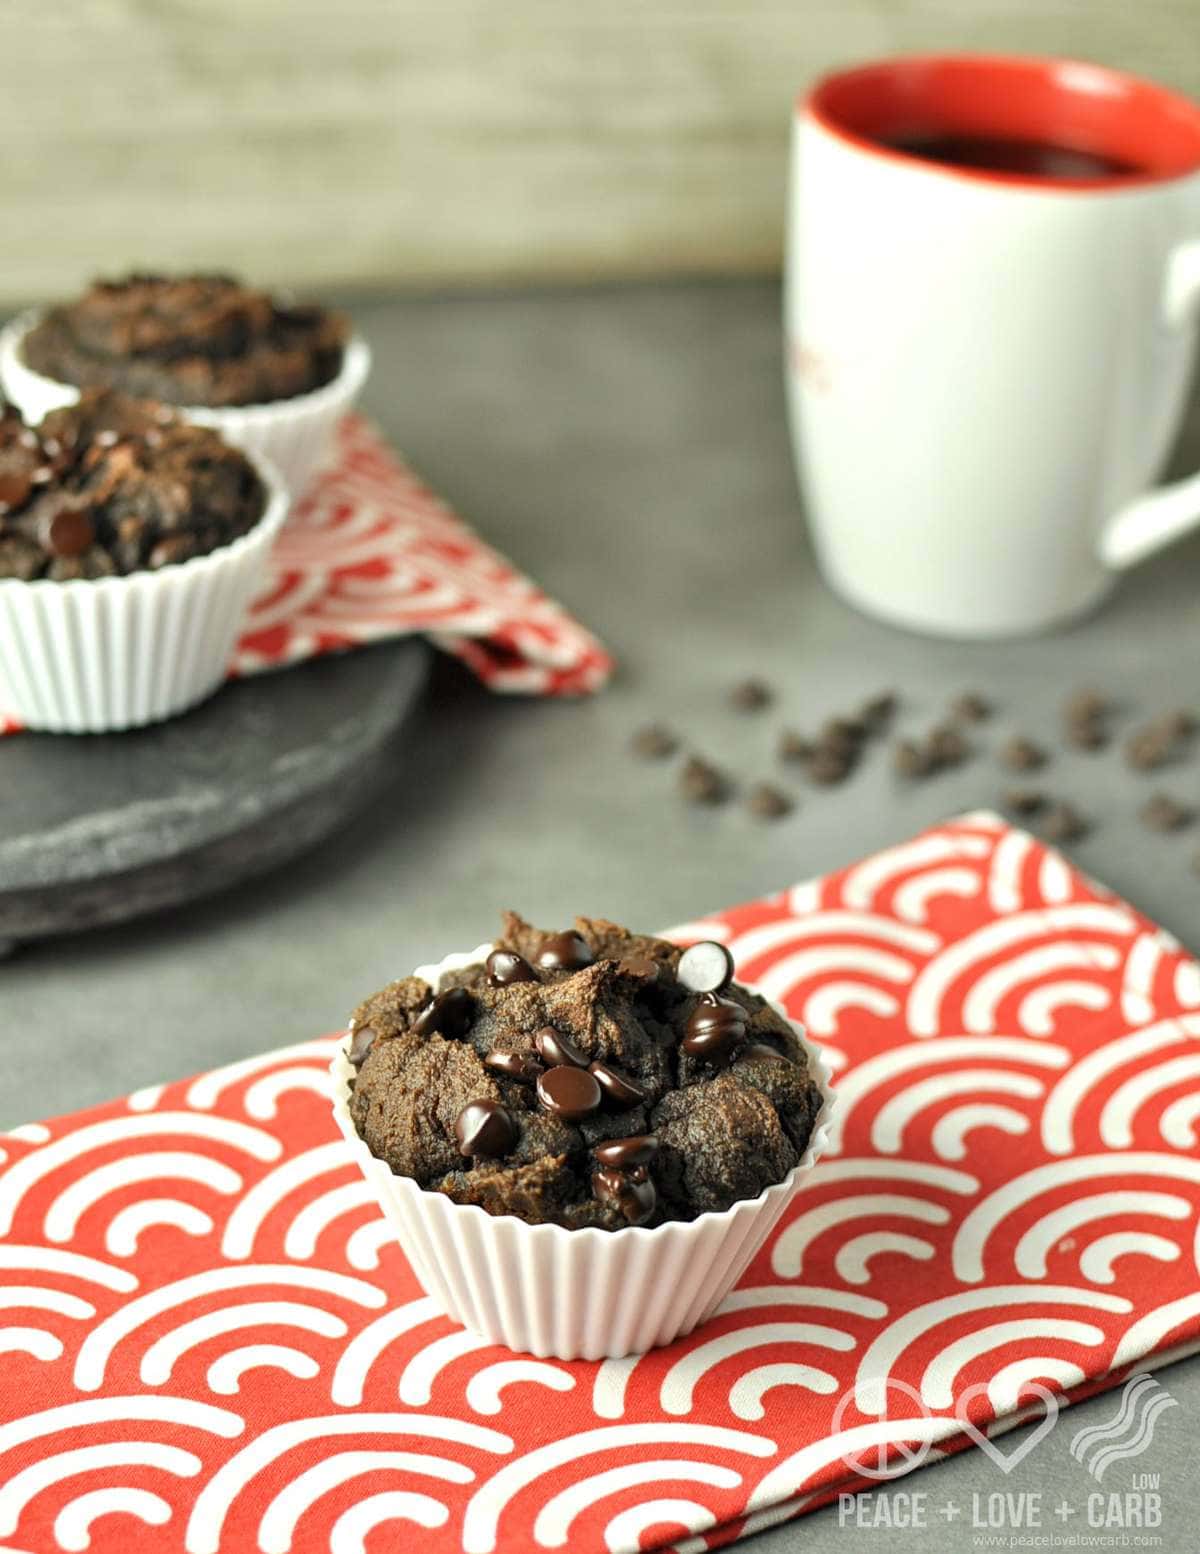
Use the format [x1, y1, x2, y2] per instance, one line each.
[0, 390, 266, 581]
[22, 273, 349, 408]
[347, 912, 824, 1230]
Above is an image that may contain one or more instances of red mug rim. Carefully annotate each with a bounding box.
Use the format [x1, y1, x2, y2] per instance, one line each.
[801, 53, 1200, 192]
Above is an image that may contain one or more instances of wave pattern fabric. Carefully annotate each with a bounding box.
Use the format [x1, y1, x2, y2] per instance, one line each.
[0, 416, 613, 731]
[1, 813, 1199, 1552]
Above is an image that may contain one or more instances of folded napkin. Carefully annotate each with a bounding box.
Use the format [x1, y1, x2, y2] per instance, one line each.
[0, 416, 613, 732]
[2, 813, 1198, 1554]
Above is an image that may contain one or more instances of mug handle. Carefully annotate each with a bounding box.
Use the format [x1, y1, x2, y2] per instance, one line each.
[1100, 237, 1200, 569]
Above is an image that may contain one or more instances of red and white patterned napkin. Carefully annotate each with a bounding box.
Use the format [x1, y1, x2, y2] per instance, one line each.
[0, 416, 613, 732]
[2, 813, 1198, 1553]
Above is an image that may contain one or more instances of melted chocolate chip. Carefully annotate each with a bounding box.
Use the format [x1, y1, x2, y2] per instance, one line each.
[741, 1042, 789, 1063]
[589, 1061, 647, 1109]
[537, 1064, 601, 1121]
[454, 1099, 517, 1159]
[677, 940, 735, 995]
[594, 1134, 658, 1169]
[347, 1024, 376, 1067]
[41, 503, 95, 558]
[536, 931, 594, 972]
[682, 994, 747, 1066]
[412, 986, 474, 1039]
[485, 948, 538, 987]
[484, 1049, 545, 1084]
[592, 1164, 656, 1225]
[534, 1025, 587, 1068]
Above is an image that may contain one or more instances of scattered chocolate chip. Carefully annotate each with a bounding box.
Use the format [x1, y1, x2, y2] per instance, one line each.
[1040, 801, 1089, 844]
[677, 940, 735, 995]
[1005, 788, 1048, 816]
[731, 678, 773, 711]
[928, 725, 969, 766]
[1126, 726, 1173, 771]
[595, 1135, 659, 1169]
[484, 1049, 545, 1084]
[778, 729, 813, 764]
[821, 716, 866, 755]
[347, 1024, 376, 1067]
[680, 755, 730, 805]
[485, 948, 538, 987]
[1164, 710, 1197, 740]
[537, 1063, 602, 1121]
[534, 1025, 588, 1068]
[682, 994, 747, 1066]
[454, 1099, 517, 1159]
[1140, 793, 1193, 832]
[951, 692, 991, 722]
[741, 1041, 789, 1063]
[1066, 719, 1109, 751]
[1000, 736, 1047, 772]
[747, 782, 794, 820]
[631, 723, 678, 759]
[893, 738, 933, 779]
[806, 747, 853, 786]
[1065, 688, 1108, 723]
[40, 502, 95, 558]
[589, 1061, 648, 1109]
[592, 1164, 656, 1225]
[860, 691, 898, 731]
[412, 987, 475, 1040]
[536, 930, 594, 972]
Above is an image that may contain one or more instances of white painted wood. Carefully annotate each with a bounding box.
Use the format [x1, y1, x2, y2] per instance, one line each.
[0, 1, 1196, 302]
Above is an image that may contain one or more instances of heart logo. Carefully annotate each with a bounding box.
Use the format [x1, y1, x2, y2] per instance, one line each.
[956, 1382, 1060, 1474]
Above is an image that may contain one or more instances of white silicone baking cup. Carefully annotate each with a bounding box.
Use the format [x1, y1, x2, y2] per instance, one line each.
[330, 943, 836, 1360]
[0, 452, 289, 733]
[0, 311, 371, 497]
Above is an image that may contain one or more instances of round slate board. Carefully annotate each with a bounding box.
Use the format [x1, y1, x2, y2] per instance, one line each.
[0, 639, 430, 945]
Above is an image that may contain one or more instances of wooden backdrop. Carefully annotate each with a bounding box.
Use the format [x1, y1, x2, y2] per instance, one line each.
[1, 1, 1197, 304]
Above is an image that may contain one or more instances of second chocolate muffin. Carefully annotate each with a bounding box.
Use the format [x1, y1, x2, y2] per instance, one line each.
[347, 912, 824, 1231]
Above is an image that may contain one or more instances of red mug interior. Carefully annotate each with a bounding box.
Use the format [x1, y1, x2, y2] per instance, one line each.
[807, 55, 1200, 189]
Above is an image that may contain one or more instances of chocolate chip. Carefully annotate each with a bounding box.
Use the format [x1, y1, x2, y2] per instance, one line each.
[778, 729, 813, 764]
[741, 1041, 789, 1063]
[1065, 688, 1108, 724]
[1005, 788, 1048, 816]
[680, 755, 730, 805]
[595, 1134, 659, 1169]
[893, 738, 933, 779]
[1140, 793, 1193, 832]
[1040, 801, 1089, 844]
[0, 468, 33, 513]
[40, 503, 95, 558]
[589, 1061, 647, 1109]
[820, 716, 866, 755]
[454, 1099, 517, 1159]
[951, 692, 991, 722]
[348, 1024, 376, 1067]
[806, 746, 852, 786]
[631, 723, 678, 759]
[485, 948, 538, 987]
[1164, 710, 1197, 740]
[747, 782, 794, 820]
[677, 940, 735, 995]
[534, 1025, 588, 1068]
[928, 725, 969, 766]
[1067, 718, 1108, 751]
[537, 1063, 602, 1121]
[484, 1049, 545, 1083]
[1126, 727, 1173, 771]
[412, 987, 474, 1040]
[1000, 736, 1047, 772]
[592, 1164, 656, 1225]
[618, 956, 659, 983]
[682, 993, 747, 1065]
[731, 678, 773, 711]
[860, 691, 898, 731]
[536, 930, 595, 972]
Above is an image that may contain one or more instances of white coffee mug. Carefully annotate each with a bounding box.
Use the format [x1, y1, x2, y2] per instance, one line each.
[787, 55, 1200, 638]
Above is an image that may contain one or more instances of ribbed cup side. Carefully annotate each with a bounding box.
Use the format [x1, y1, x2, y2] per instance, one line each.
[329, 966, 836, 1362]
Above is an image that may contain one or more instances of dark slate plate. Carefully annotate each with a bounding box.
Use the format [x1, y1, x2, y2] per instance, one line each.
[0, 639, 430, 945]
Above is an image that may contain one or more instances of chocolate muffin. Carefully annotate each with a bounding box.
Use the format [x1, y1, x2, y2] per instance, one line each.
[346, 912, 824, 1231]
[22, 274, 349, 409]
[0, 390, 266, 581]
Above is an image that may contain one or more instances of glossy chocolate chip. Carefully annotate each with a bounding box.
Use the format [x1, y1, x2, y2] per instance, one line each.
[595, 1134, 658, 1169]
[589, 1061, 647, 1109]
[534, 1025, 587, 1068]
[485, 948, 538, 987]
[454, 1099, 517, 1159]
[536, 930, 594, 972]
[619, 955, 659, 983]
[347, 1024, 377, 1067]
[413, 986, 474, 1040]
[41, 503, 95, 558]
[682, 994, 747, 1065]
[537, 1063, 601, 1121]
[677, 940, 735, 994]
[484, 1049, 544, 1084]
[592, 1164, 656, 1225]
[741, 1042, 789, 1063]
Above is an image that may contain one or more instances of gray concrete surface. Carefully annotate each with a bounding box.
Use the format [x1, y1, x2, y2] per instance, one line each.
[2, 281, 1198, 1550]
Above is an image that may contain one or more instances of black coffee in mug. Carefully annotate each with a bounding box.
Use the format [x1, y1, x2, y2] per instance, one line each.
[883, 130, 1142, 180]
